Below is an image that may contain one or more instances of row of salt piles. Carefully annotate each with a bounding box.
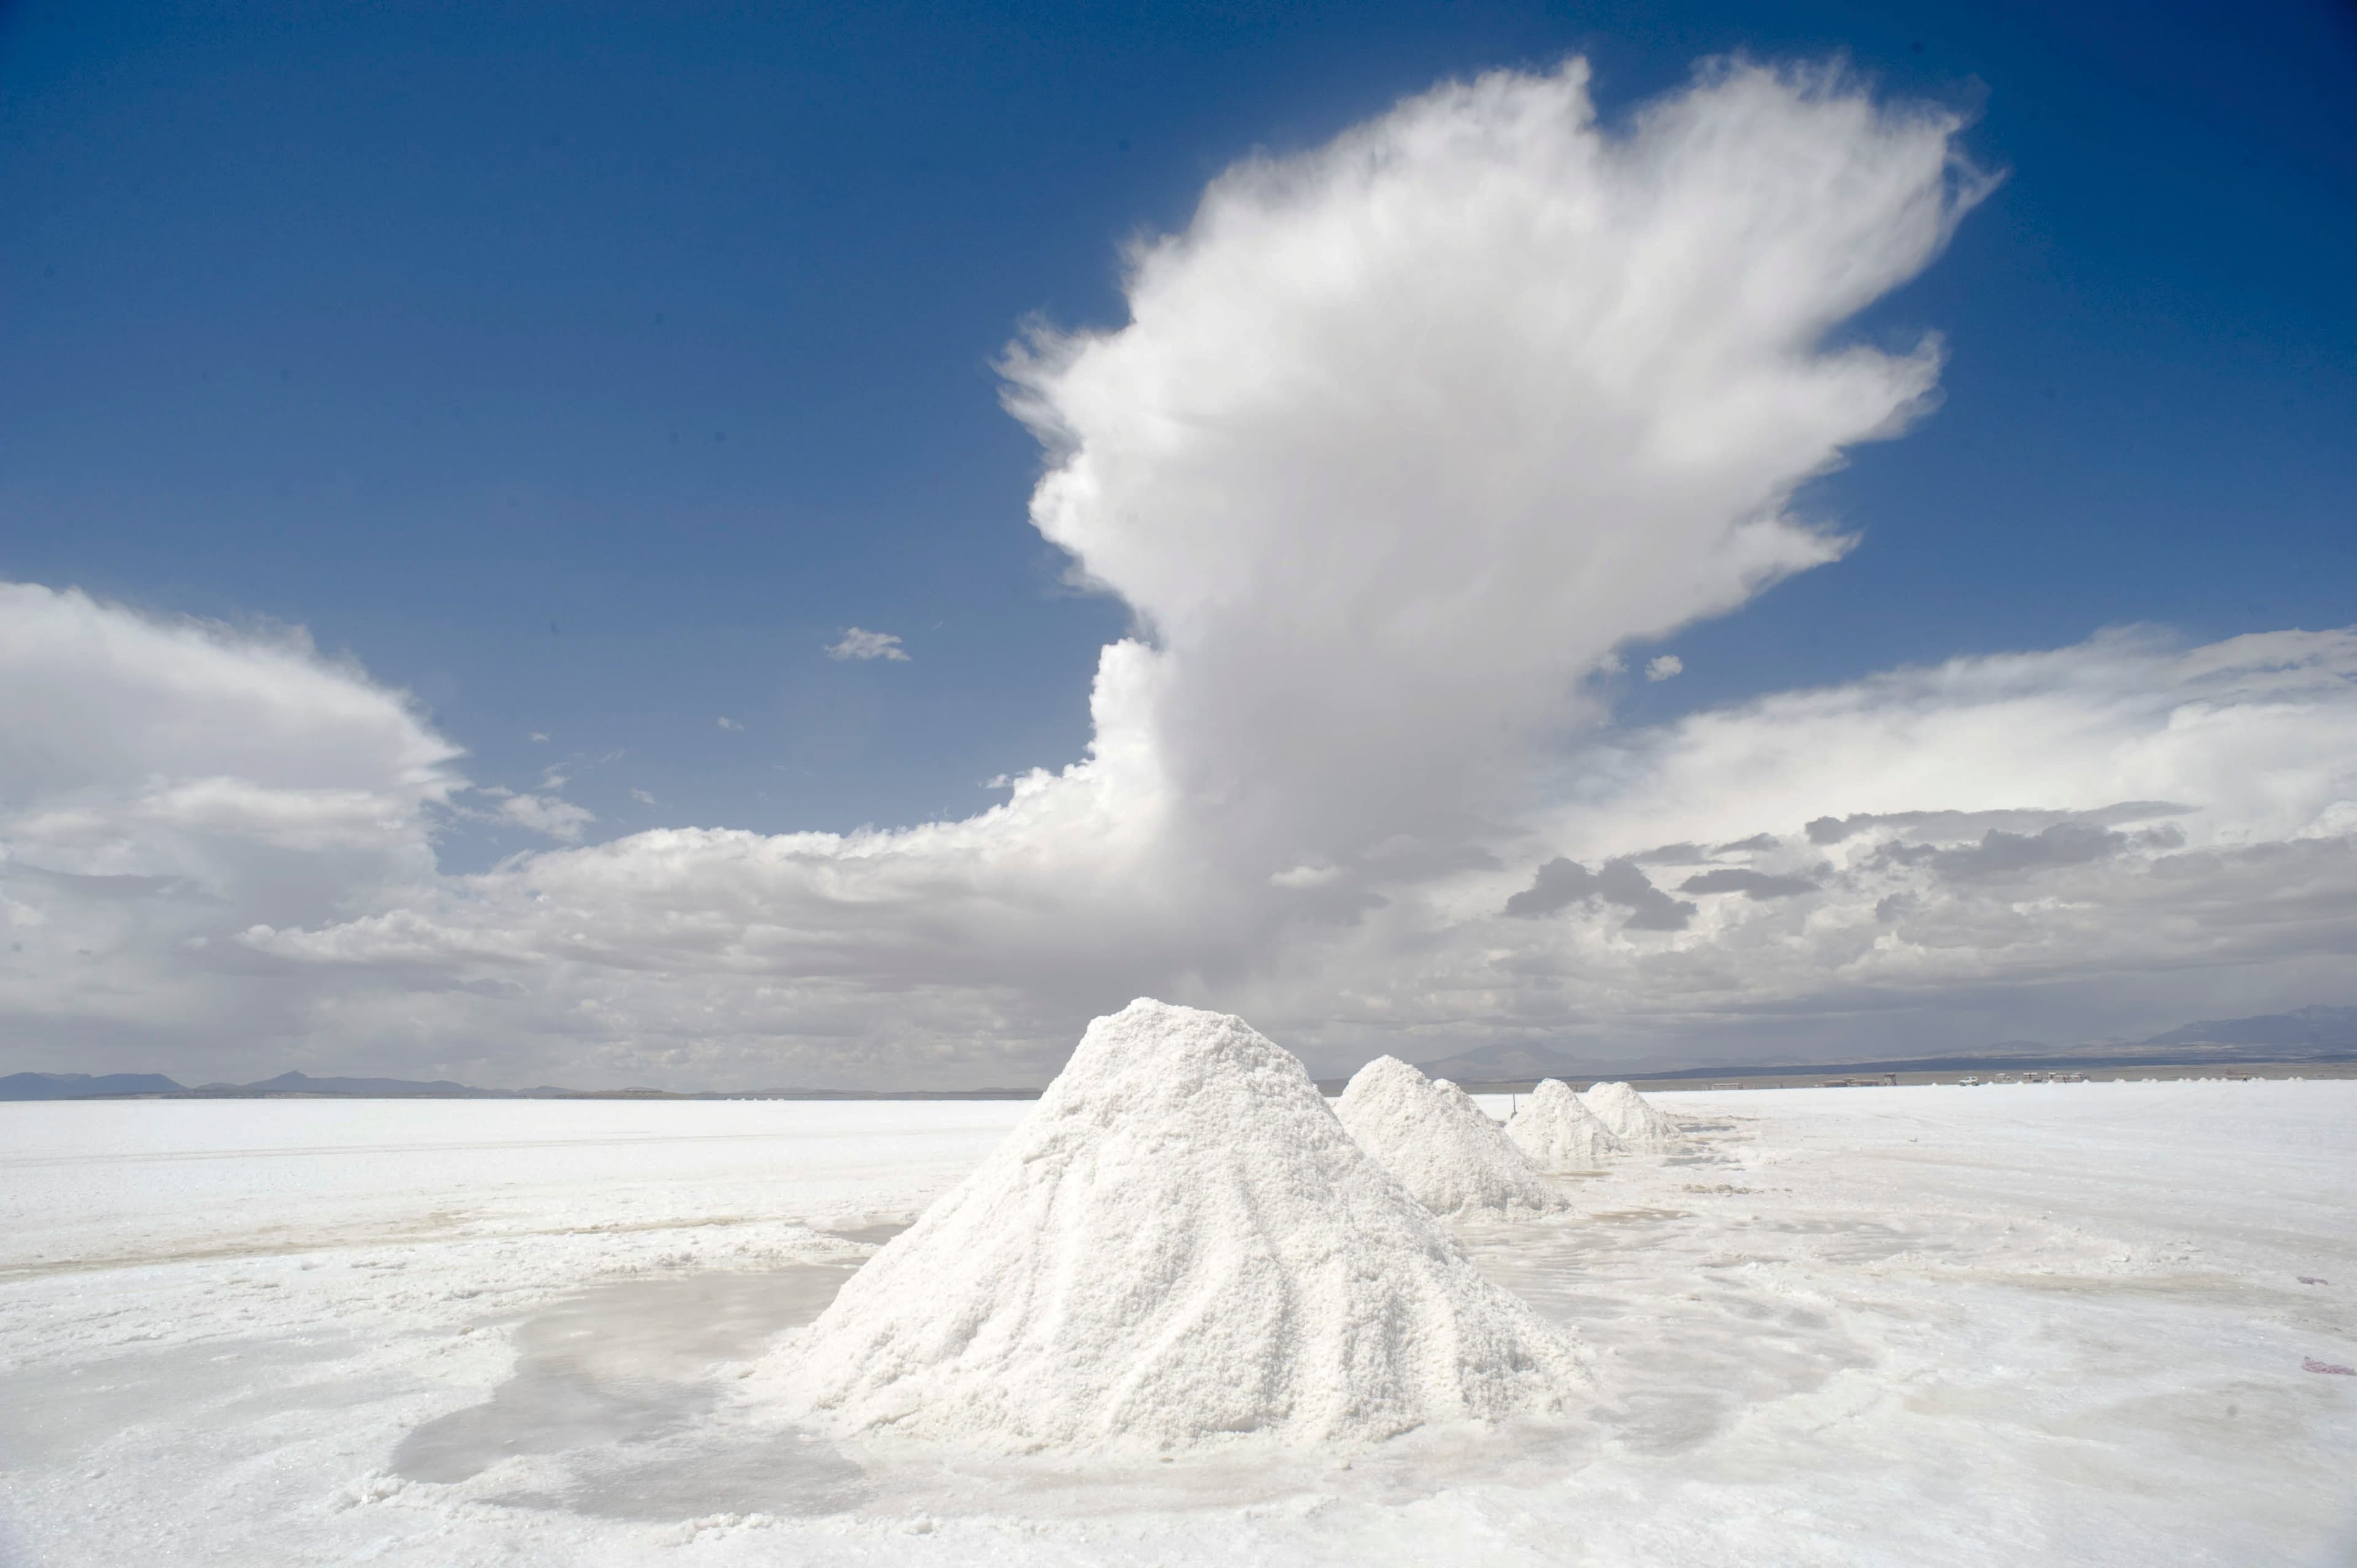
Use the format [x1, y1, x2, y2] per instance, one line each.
[1332, 1056, 1567, 1216]
[751, 1000, 1585, 1454]
[1506, 1078, 1627, 1167]
[1577, 1078, 1683, 1150]
[1333, 1056, 1685, 1208]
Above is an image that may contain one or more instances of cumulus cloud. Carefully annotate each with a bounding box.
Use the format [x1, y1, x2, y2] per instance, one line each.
[826, 628, 910, 662]
[994, 58, 1976, 883]
[26, 62, 2347, 1087]
[1646, 655, 1684, 682]
[0, 583, 460, 1078]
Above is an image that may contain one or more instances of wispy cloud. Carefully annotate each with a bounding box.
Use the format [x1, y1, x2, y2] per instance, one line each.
[825, 628, 910, 662]
[1646, 654, 1684, 682]
[1677, 867, 1817, 899]
[717, 716, 743, 731]
[494, 792, 595, 843]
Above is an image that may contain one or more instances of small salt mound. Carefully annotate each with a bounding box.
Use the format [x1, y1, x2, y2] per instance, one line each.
[1580, 1081, 1682, 1151]
[1506, 1079, 1627, 1170]
[1334, 1057, 1566, 1217]
[751, 1000, 1582, 1454]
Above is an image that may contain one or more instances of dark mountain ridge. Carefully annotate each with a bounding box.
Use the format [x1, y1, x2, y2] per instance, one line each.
[0, 1071, 187, 1100]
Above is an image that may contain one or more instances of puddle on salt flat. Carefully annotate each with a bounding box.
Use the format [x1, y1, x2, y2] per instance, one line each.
[393, 1264, 877, 1518]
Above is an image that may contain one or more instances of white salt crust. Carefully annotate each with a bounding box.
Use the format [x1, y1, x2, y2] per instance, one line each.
[1506, 1078, 1627, 1170]
[1581, 1081, 1682, 1151]
[1334, 1056, 1567, 1217]
[752, 1000, 1584, 1454]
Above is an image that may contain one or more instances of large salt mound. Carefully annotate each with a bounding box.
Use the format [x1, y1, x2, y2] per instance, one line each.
[1506, 1078, 1627, 1170]
[1581, 1080, 1683, 1150]
[751, 999, 1583, 1454]
[1333, 1056, 1566, 1217]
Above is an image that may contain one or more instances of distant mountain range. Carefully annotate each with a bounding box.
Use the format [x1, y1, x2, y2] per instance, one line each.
[0, 1071, 188, 1100]
[2142, 1005, 2357, 1051]
[0, 1067, 1039, 1102]
[8, 1005, 2357, 1100]
[1414, 1004, 2357, 1086]
[226, 1070, 486, 1097]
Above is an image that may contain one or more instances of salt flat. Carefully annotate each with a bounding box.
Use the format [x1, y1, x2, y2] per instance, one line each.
[1, 1083, 2351, 1566]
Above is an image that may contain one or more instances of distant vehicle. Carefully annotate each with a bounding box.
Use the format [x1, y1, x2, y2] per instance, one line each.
[1959, 1076, 1981, 1086]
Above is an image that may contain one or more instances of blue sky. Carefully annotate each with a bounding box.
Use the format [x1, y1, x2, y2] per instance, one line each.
[3, 2, 2355, 1085]
[8, 0, 2351, 854]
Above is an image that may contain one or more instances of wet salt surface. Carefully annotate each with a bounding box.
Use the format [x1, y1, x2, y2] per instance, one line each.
[2, 1085, 2353, 1566]
[393, 1268, 870, 1516]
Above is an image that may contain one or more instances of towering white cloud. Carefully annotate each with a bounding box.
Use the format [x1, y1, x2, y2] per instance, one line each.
[1000, 59, 1979, 881]
[7, 60, 2348, 1086]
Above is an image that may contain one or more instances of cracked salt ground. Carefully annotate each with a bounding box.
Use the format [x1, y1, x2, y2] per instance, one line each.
[3, 1084, 2355, 1564]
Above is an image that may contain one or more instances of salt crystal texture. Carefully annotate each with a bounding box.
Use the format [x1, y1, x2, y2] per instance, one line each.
[1334, 1057, 1567, 1216]
[1506, 1079, 1627, 1170]
[751, 1000, 1584, 1453]
[1581, 1081, 1682, 1151]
